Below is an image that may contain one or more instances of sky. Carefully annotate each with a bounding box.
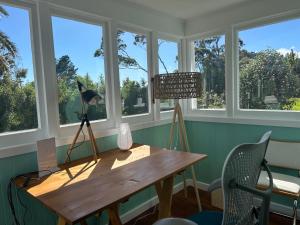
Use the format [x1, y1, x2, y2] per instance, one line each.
[2, 3, 300, 84]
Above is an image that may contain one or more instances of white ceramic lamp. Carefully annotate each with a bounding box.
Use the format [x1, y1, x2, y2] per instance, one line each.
[117, 123, 133, 150]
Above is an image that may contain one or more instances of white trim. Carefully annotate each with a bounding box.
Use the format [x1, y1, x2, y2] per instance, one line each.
[186, 32, 227, 116]
[46, 1, 111, 24]
[185, 116, 300, 128]
[232, 9, 300, 120]
[156, 35, 181, 117]
[116, 24, 154, 124]
[48, 7, 116, 136]
[232, 8, 300, 32]
[0, 119, 171, 159]
[0, 0, 47, 146]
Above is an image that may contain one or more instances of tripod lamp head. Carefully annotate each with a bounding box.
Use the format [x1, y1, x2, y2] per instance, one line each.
[77, 80, 102, 105]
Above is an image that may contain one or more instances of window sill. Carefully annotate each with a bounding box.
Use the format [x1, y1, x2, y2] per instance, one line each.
[0, 118, 171, 159]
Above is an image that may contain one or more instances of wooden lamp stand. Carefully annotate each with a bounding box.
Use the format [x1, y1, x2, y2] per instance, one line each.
[169, 102, 202, 211]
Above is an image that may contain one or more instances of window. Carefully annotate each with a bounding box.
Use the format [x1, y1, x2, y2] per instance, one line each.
[158, 39, 179, 111]
[193, 35, 226, 109]
[52, 16, 107, 125]
[117, 30, 149, 116]
[239, 18, 300, 111]
[0, 4, 38, 133]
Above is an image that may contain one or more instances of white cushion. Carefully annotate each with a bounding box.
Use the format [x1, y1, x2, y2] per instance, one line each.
[258, 171, 300, 196]
[266, 140, 300, 170]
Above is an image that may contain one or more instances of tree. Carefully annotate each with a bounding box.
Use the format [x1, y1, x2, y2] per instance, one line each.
[194, 36, 226, 108]
[0, 6, 18, 78]
[240, 50, 296, 109]
[95, 31, 148, 72]
[0, 5, 37, 132]
[56, 55, 78, 85]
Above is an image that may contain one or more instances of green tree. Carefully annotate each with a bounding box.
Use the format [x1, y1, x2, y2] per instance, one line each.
[194, 36, 225, 108]
[240, 49, 296, 109]
[0, 5, 37, 132]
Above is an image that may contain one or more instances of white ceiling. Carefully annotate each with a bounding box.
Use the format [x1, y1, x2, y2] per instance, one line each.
[125, 0, 250, 19]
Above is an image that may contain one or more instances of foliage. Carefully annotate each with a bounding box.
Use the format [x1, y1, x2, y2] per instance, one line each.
[3, 6, 300, 133]
[194, 36, 225, 108]
[239, 49, 299, 110]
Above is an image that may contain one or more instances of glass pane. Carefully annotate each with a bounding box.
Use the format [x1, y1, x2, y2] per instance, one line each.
[52, 16, 107, 125]
[239, 18, 300, 111]
[158, 39, 178, 111]
[0, 4, 38, 133]
[193, 35, 226, 109]
[117, 30, 149, 116]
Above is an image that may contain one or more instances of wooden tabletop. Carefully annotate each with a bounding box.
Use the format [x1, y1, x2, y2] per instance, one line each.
[16, 144, 207, 224]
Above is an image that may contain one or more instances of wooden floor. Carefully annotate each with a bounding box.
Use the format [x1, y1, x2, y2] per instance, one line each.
[125, 186, 298, 225]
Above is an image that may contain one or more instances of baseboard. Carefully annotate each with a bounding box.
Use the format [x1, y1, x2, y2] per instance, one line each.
[116, 178, 299, 224]
[120, 181, 185, 224]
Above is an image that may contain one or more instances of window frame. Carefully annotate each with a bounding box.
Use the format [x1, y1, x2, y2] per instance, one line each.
[186, 30, 228, 118]
[233, 11, 300, 122]
[156, 33, 182, 120]
[0, 0, 47, 148]
[49, 6, 115, 138]
[115, 23, 154, 124]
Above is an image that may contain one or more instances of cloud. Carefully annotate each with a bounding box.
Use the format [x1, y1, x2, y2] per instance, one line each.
[276, 48, 300, 58]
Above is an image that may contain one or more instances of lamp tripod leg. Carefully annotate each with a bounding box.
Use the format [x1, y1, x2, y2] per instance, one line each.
[65, 124, 83, 163]
[87, 124, 98, 162]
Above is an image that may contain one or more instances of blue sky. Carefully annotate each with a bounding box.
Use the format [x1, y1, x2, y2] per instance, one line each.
[2, 4, 300, 85]
[239, 18, 300, 55]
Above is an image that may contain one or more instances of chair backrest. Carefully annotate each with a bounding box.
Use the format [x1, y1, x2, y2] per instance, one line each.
[222, 131, 272, 225]
[265, 139, 300, 170]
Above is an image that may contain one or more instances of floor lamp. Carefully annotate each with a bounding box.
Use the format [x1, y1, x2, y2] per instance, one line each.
[65, 81, 101, 163]
[153, 72, 203, 211]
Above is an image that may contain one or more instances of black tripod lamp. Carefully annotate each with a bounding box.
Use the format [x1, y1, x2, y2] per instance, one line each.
[65, 81, 102, 163]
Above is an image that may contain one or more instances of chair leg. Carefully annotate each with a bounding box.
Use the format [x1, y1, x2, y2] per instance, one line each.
[293, 199, 298, 225]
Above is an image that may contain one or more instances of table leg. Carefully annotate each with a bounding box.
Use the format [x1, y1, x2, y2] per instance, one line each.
[108, 204, 122, 225]
[155, 175, 174, 219]
[80, 220, 88, 225]
[57, 217, 67, 225]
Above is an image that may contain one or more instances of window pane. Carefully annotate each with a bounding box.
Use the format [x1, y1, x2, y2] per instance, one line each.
[0, 4, 38, 133]
[117, 30, 149, 116]
[239, 19, 300, 111]
[52, 17, 107, 125]
[193, 35, 226, 109]
[158, 39, 178, 111]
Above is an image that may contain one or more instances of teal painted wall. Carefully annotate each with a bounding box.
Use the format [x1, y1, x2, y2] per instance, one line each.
[186, 120, 300, 207]
[2, 120, 299, 225]
[0, 124, 171, 225]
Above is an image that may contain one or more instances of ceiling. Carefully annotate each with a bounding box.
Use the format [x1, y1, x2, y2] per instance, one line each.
[125, 0, 250, 19]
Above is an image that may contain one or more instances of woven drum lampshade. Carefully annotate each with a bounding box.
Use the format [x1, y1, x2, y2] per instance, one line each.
[153, 72, 202, 100]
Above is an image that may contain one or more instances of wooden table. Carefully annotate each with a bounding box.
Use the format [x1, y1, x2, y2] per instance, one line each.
[15, 144, 207, 225]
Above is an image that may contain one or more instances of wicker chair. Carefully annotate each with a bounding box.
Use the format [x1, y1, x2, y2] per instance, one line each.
[154, 131, 273, 225]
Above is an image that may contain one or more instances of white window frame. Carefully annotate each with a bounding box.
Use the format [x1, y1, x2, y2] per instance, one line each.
[156, 33, 182, 120]
[0, 0, 47, 148]
[233, 10, 300, 123]
[115, 23, 154, 125]
[48, 6, 115, 139]
[186, 30, 228, 118]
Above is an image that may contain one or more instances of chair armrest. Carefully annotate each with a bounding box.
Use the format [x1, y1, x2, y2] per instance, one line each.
[208, 178, 222, 192]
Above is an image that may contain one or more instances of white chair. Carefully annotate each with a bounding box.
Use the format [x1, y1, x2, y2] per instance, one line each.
[257, 139, 300, 225]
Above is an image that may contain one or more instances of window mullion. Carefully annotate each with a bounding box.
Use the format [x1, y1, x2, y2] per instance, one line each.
[151, 32, 160, 121]
[225, 27, 235, 118]
[37, 2, 60, 138]
[110, 21, 122, 126]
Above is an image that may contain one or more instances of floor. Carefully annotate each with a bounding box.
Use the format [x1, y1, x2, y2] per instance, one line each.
[124, 187, 298, 225]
